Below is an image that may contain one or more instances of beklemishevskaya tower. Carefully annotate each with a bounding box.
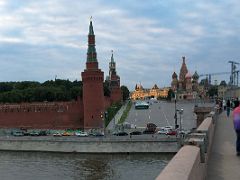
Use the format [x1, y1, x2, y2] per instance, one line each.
[81, 20, 105, 129]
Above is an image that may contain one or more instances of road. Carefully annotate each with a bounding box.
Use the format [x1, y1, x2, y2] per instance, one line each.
[125, 100, 213, 130]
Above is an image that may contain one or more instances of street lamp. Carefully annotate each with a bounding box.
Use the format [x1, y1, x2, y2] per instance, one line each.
[177, 108, 184, 133]
[174, 91, 178, 129]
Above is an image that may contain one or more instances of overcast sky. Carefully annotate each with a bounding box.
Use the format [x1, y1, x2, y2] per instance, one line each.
[0, 0, 239, 90]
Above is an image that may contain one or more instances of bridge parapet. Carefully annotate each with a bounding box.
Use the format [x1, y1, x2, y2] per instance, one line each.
[156, 110, 217, 180]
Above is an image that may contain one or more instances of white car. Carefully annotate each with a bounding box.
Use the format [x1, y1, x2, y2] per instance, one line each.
[75, 132, 88, 137]
[157, 129, 168, 134]
[159, 126, 173, 131]
[53, 132, 62, 137]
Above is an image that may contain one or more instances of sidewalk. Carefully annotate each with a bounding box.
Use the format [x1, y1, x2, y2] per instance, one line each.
[106, 102, 128, 130]
[207, 112, 240, 180]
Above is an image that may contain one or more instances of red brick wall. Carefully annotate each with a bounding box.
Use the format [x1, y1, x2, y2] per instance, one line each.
[110, 87, 122, 103]
[0, 100, 84, 129]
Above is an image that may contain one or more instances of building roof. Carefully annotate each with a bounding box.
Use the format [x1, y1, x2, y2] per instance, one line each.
[192, 71, 199, 79]
[185, 72, 192, 79]
[152, 84, 159, 89]
[179, 56, 188, 80]
[172, 72, 178, 79]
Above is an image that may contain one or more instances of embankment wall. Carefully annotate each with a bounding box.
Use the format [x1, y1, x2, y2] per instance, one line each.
[0, 138, 179, 153]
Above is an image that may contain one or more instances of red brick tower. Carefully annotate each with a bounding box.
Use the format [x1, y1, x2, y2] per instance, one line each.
[108, 51, 122, 103]
[81, 20, 104, 129]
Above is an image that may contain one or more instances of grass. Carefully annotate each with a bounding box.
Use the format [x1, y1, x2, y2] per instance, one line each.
[105, 102, 122, 127]
[118, 101, 132, 124]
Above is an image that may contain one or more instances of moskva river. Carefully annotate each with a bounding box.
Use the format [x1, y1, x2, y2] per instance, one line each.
[0, 151, 172, 180]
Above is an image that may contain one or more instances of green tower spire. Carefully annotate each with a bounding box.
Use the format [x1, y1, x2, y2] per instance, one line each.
[111, 50, 114, 63]
[87, 17, 97, 62]
[89, 17, 94, 35]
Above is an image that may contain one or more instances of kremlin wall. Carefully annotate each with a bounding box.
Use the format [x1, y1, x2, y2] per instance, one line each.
[0, 20, 122, 130]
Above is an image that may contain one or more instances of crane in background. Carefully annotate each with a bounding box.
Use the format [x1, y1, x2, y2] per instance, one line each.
[229, 61, 240, 87]
[199, 72, 231, 85]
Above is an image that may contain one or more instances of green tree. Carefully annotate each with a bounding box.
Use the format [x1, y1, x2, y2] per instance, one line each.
[121, 85, 130, 101]
[104, 81, 111, 97]
[207, 85, 218, 97]
[167, 89, 175, 101]
[0, 79, 83, 103]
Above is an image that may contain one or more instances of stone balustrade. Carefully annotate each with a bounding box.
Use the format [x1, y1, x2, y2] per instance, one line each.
[156, 110, 216, 180]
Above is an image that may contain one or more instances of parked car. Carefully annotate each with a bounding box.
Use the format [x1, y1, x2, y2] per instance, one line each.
[39, 130, 47, 136]
[143, 130, 155, 134]
[113, 132, 128, 136]
[92, 132, 104, 137]
[129, 131, 142, 135]
[30, 131, 40, 136]
[75, 132, 88, 137]
[23, 131, 30, 136]
[13, 131, 24, 136]
[62, 132, 71, 136]
[53, 132, 62, 137]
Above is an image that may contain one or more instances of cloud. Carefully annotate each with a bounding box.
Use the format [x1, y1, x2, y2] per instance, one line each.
[0, 0, 239, 90]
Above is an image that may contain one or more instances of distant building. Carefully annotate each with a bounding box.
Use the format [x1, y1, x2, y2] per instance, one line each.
[218, 80, 228, 98]
[171, 56, 199, 100]
[130, 84, 169, 100]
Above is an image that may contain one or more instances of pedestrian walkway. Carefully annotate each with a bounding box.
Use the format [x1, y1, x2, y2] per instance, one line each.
[106, 102, 128, 130]
[207, 112, 240, 180]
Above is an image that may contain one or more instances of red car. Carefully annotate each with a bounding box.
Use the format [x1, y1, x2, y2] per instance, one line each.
[165, 130, 177, 136]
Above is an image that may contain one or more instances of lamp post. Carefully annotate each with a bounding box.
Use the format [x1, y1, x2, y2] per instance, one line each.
[178, 109, 183, 133]
[174, 91, 178, 129]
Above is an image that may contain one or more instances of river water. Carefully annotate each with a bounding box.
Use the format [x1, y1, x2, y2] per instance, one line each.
[0, 151, 172, 180]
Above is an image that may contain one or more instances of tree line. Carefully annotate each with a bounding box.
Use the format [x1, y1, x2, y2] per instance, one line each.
[0, 80, 130, 103]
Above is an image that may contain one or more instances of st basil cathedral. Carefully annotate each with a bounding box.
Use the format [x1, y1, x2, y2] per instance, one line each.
[171, 56, 199, 100]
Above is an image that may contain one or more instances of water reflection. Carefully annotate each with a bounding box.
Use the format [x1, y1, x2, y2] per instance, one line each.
[0, 151, 173, 180]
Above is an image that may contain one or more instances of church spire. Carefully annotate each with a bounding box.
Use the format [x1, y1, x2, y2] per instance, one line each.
[87, 17, 97, 62]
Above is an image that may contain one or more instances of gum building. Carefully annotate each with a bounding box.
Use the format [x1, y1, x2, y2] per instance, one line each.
[131, 84, 169, 100]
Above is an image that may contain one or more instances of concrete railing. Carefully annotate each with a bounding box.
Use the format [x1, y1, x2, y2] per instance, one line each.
[156, 111, 216, 180]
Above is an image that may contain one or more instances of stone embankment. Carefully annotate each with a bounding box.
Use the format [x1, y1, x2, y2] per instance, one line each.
[0, 136, 179, 153]
[156, 108, 217, 180]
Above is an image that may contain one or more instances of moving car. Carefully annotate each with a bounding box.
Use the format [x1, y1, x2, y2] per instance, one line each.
[165, 129, 177, 136]
[135, 101, 149, 109]
[158, 126, 173, 134]
[143, 123, 157, 134]
[157, 128, 168, 134]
